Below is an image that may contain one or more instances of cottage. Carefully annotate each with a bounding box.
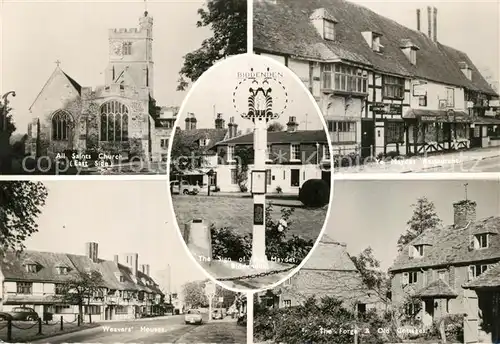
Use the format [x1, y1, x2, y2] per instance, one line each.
[258, 235, 383, 313]
[0, 242, 164, 322]
[389, 199, 500, 342]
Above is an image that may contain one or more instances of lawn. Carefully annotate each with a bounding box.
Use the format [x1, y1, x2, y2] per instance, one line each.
[172, 195, 327, 242]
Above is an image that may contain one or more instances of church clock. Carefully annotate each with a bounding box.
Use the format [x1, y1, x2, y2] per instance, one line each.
[110, 41, 123, 59]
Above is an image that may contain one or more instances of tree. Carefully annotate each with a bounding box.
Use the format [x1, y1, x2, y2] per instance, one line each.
[397, 197, 442, 251]
[182, 281, 207, 308]
[169, 130, 206, 176]
[0, 181, 48, 257]
[234, 146, 253, 192]
[177, 0, 247, 91]
[58, 270, 105, 323]
[267, 122, 284, 132]
[0, 101, 17, 173]
[351, 247, 388, 294]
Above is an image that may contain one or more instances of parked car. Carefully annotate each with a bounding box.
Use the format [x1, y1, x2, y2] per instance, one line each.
[170, 180, 199, 195]
[5, 307, 39, 321]
[0, 312, 13, 321]
[184, 309, 203, 325]
[212, 309, 223, 320]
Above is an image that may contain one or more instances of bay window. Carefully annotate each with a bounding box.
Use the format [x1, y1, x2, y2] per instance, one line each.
[321, 64, 368, 93]
[329, 121, 356, 143]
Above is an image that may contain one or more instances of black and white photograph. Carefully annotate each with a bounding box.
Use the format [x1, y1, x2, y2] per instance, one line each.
[252, 177, 500, 344]
[254, 0, 500, 173]
[168, 54, 333, 290]
[0, 0, 246, 175]
[0, 181, 247, 343]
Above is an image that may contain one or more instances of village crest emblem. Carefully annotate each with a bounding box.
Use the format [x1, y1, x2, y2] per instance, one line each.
[232, 67, 289, 121]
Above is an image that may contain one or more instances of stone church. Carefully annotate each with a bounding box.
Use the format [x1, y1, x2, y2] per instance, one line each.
[26, 11, 176, 162]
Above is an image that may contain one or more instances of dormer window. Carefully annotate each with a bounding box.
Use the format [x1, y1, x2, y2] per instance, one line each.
[56, 265, 70, 275]
[408, 244, 425, 258]
[363, 31, 384, 52]
[459, 61, 472, 80]
[24, 264, 38, 273]
[324, 20, 335, 41]
[415, 245, 425, 257]
[310, 8, 338, 41]
[468, 264, 488, 280]
[400, 39, 420, 65]
[200, 138, 210, 147]
[469, 233, 489, 250]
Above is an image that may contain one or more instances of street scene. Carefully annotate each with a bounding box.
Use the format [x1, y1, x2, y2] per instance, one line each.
[168, 54, 332, 290]
[0, 181, 247, 343]
[253, 178, 500, 344]
[0, 0, 246, 175]
[254, 0, 500, 173]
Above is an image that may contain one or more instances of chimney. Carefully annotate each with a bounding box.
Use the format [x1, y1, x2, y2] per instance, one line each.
[427, 6, 432, 38]
[145, 264, 150, 276]
[113, 255, 119, 264]
[122, 253, 139, 276]
[286, 116, 299, 132]
[85, 242, 98, 263]
[433, 7, 437, 42]
[453, 200, 477, 228]
[227, 117, 238, 138]
[416, 9, 421, 31]
[215, 113, 225, 129]
[185, 113, 197, 130]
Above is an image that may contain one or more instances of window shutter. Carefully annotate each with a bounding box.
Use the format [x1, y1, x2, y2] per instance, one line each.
[408, 245, 415, 258]
[468, 235, 476, 251]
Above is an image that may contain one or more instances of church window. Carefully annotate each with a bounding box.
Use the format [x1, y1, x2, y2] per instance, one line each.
[100, 101, 129, 142]
[51, 110, 72, 141]
[123, 42, 132, 55]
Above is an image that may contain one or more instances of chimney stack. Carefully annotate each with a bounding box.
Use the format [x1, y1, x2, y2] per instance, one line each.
[139, 264, 150, 276]
[416, 9, 421, 31]
[185, 113, 197, 130]
[122, 253, 139, 276]
[215, 113, 225, 129]
[453, 200, 477, 228]
[433, 7, 438, 42]
[227, 117, 238, 138]
[427, 6, 432, 39]
[113, 255, 119, 264]
[286, 116, 299, 132]
[85, 242, 99, 263]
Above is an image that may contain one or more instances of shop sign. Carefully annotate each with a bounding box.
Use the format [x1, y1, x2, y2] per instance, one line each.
[413, 84, 427, 96]
[370, 102, 386, 113]
[489, 100, 500, 107]
[389, 104, 402, 116]
[420, 115, 436, 122]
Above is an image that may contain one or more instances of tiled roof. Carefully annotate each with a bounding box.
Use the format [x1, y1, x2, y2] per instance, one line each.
[463, 262, 500, 289]
[390, 216, 500, 272]
[279, 234, 381, 304]
[0, 250, 162, 295]
[254, 0, 497, 95]
[175, 128, 228, 154]
[415, 279, 458, 298]
[216, 130, 328, 145]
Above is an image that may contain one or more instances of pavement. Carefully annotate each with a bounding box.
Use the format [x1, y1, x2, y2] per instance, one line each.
[30, 314, 246, 344]
[335, 146, 500, 173]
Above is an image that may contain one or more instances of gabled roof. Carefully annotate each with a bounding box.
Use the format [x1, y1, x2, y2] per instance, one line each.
[175, 128, 228, 153]
[464, 262, 500, 289]
[216, 130, 328, 146]
[390, 216, 500, 272]
[415, 279, 458, 298]
[254, 0, 497, 95]
[29, 66, 82, 111]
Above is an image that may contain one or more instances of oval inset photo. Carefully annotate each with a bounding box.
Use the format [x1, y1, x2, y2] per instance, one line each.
[167, 53, 333, 291]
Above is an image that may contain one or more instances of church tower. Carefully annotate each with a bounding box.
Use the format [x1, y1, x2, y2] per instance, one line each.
[106, 11, 154, 97]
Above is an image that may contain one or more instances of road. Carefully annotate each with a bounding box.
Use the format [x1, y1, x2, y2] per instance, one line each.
[32, 315, 246, 344]
[414, 156, 500, 173]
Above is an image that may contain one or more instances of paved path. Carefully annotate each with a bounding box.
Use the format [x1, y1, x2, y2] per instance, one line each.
[335, 147, 500, 174]
[31, 315, 245, 343]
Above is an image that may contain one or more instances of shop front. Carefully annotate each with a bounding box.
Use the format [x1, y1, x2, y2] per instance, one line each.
[403, 109, 472, 155]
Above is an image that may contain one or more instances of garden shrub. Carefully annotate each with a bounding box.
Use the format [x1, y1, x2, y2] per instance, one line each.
[298, 179, 330, 207]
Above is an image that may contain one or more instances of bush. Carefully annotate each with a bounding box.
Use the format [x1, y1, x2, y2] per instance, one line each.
[299, 179, 330, 208]
[333, 152, 361, 167]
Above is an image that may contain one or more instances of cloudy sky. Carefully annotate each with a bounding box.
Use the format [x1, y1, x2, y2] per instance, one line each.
[349, 0, 499, 90]
[0, 0, 210, 134]
[327, 178, 500, 271]
[23, 180, 206, 294]
[180, 54, 325, 133]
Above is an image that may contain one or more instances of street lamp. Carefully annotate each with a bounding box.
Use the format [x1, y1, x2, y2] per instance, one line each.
[240, 84, 279, 270]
